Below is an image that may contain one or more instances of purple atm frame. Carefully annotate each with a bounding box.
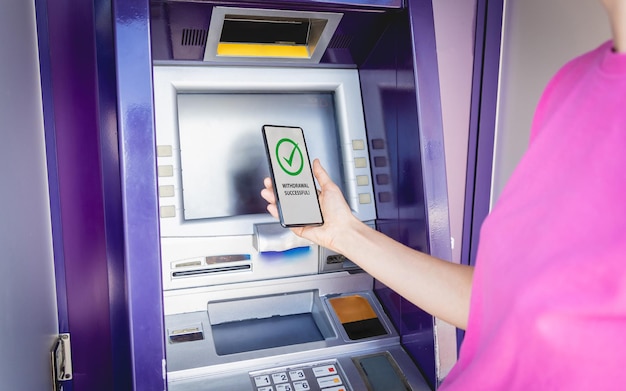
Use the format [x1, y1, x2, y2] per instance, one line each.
[33, 0, 481, 389]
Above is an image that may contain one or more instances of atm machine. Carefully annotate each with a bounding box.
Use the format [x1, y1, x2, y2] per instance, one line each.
[148, 1, 452, 390]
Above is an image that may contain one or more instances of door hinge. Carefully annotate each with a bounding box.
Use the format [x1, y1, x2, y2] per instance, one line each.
[51, 333, 73, 390]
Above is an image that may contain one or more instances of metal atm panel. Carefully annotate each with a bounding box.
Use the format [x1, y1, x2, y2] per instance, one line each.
[153, 62, 431, 389]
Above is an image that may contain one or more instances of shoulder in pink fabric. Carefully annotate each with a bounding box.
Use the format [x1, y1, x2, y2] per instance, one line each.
[441, 41, 626, 390]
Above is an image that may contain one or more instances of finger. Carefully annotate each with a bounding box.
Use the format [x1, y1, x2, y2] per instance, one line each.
[266, 203, 279, 219]
[263, 176, 273, 189]
[312, 159, 334, 188]
[260, 188, 276, 204]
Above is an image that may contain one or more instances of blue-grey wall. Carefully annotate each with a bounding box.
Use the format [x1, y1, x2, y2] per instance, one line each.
[0, 1, 58, 390]
[492, 0, 610, 206]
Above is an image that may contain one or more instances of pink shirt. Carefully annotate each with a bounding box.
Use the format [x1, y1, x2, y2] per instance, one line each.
[442, 41, 626, 390]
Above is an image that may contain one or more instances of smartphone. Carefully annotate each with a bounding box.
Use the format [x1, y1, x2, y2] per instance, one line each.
[262, 125, 324, 227]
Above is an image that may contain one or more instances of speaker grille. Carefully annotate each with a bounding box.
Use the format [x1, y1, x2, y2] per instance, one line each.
[328, 33, 353, 49]
[181, 28, 207, 46]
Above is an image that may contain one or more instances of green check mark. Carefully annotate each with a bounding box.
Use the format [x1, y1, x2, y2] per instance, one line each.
[276, 138, 304, 176]
[283, 144, 298, 167]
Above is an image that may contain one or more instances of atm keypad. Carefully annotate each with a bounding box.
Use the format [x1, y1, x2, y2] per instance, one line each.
[254, 375, 272, 387]
[289, 370, 306, 381]
[250, 362, 348, 391]
[272, 373, 289, 384]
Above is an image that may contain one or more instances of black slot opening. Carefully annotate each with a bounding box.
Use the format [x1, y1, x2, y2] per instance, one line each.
[169, 331, 204, 343]
[342, 318, 387, 340]
[172, 264, 250, 277]
[220, 18, 310, 45]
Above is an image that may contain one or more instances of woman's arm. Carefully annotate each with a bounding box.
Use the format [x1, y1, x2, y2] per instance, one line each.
[262, 159, 474, 330]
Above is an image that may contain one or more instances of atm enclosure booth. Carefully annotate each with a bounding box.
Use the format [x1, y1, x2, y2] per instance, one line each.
[36, 0, 454, 389]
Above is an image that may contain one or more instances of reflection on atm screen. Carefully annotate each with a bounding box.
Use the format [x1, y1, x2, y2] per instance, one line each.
[329, 295, 387, 340]
[176, 92, 341, 221]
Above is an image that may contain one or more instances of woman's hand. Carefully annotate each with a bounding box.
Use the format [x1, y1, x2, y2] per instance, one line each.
[260, 159, 360, 253]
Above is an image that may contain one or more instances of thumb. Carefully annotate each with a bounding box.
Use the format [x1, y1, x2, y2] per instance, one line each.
[312, 159, 333, 189]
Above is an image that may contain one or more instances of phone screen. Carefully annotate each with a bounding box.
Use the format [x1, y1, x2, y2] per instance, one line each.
[262, 125, 324, 227]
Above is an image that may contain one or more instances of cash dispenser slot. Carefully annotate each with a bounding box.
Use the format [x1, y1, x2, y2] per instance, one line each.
[204, 7, 342, 63]
[207, 291, 335, 356]
[221, 16, 310, 47]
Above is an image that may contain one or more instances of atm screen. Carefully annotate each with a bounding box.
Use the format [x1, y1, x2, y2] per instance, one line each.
[153, 66, 376, 238]
[176, 92, 343, 221]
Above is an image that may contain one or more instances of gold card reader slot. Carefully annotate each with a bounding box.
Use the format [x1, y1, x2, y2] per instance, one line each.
[329, 295, 387, 340]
